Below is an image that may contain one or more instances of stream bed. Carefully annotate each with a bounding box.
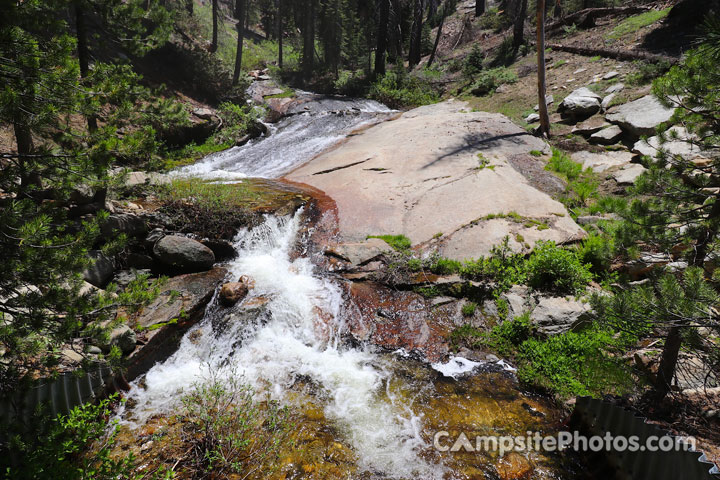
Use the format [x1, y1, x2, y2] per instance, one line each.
[117, 93, 580, 479]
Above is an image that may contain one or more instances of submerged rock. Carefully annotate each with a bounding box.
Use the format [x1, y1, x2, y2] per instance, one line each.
[219, 280, 250, 307]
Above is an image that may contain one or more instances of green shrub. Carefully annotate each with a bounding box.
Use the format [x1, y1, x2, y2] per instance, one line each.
[429, 256, 463, 275]
[577, 232, 615, 273]
[214, 102, 265, 145]
[1, 395, 139, 479]
[626, 59, 673, 85]
[545, 147, 583, 181]
[369, 69, 439, 109]
[478, 7, 511, 32]
[525, 241, 593, 294]
[463, 44, 485, 77]
[461, 237, 527, 291]
[484, 312, 534, 355]
[181, 371, 293, 477]
[367, 234, 412, 251]
[470, 67, 518, 96]
[334, 69, 370, 96]
[461, 302, 478, 317]
[517, 326, 632, 398]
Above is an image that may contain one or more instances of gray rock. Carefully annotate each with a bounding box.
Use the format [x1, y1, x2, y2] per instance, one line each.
[153, 235, 215, 273]
[530, 296, 592, 336]
[571, 150, 633, 173]
[61, 348, 84, 363]
[605, 83, 625, 94]
[525, 113, 540, 123]
[326, 238, 391, 267]
[105, 325, 137, 354]
[665, 261, 688, 273]
[632, 126, 705, 160]
[603, 70, 619, 80]
[589, 125, 623, 145]
[571, 116, 609, 136]
[606, 95, 675, 137]
[83, 250, 115, 287]
[69, 184, 95, 205]
[123, 171, 149, 187]
[144, 228, 166, 249]
[192, 107, 215, 120]
[558, 87, 602, 117]
[577, 215, 603, 225]
[126, 253, 155, 269]
[101, 213, 147, 238]
[112, 269, 152, 289]
[601, 93, 616, 111]
[501, 285, 531, 320]
[625, 252, 671, 279]
[85, 345, 102, 354]
[613, 163, 647, 185]
[533, 95, 554, 111]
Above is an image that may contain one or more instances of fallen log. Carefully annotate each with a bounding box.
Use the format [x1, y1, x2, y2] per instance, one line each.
[547, 6, 650, 33]
[546, 42, 679, 64]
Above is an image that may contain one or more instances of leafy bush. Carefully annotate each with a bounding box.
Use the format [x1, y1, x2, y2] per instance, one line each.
[484, 312, 534, 356]
[2, 395, 139, 479]
[334, 69, 369, 96]
[577, 232, 615, 273]
[525, 241, 593, 294]
[214, 102, 265, 146]
[180, 371, 293, 478]
[369, 69, 439, 109]
[461, 237, 527, 291]
[517, 326, 632, 398]
[470, 67, 518, 96]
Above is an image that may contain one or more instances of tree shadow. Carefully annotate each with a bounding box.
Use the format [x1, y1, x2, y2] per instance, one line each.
[422, 130, 534, 169]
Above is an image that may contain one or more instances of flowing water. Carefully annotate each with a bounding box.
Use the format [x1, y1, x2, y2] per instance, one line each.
[120, 93, 574, 479]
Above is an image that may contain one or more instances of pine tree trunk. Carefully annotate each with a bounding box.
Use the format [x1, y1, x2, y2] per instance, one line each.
[232, 0, 246, 86]
[476, 0, 485, 17]
[408, 0, 423, 66]
[302, 0, 316, 83]
[74, 1, 98, 133]
[427, 2, 446, 67]
[375, 0, 390, 77]
[654, 325, 682, 401]
[553, 0, 562, 18]
[277, 0, 283, 68]
[536, 0, 551, 138]
[211, 0, 219, 53]
[513, 0, 528, 50]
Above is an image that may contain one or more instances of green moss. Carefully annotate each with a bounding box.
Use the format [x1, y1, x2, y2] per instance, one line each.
[609, 8, 671, 40]
[529, 150, 543, 157]
[367, 234, 412, 251]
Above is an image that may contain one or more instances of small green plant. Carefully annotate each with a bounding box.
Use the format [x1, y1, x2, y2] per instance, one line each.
[450, 324, 485, 349]
[462, 302, 478, 317]
[463, 44, 485, 77]
[484, 312, 534, 355]
[626, 59, 672, 85]
[368, 234, 412, 252]
[545, 147, 583, 181]
[529, 150, 543, 157]
[180, 370, 293, 478]
[433, 232, 443, 239]
[525, 241, 593, 294]
[589, 55, 602, 62]
[562, 24, 578, 36]
[577, 232, 616, 274]
[369, 67, 439, 109]
[470, 67, 518, 96]
[476, 153, 495, 170]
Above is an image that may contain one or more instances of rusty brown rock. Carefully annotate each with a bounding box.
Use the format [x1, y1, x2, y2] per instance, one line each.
[219, 281, 249, 307]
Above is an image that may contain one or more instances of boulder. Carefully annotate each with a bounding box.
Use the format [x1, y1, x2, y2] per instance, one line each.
[613, 163, 646, 185]
[605, 83, 625, 94]
[602, 70, 619, 80]
[558, 87, 602, 117]
[83, 250, 115, 287]
[219, 281, 250, 307]
[69, 184, 95, 205]
[571, 116, 608, 136]
[606, 95, 675, 137]
[144, 228, 166, 249]
[326, 238, 391, 267]
[101, 213, 147, 239]
[601, 93, 616, 111]
[124, 171, 149, 187]
[153, 235, 215, 274]
[530, 296, 591, 336]
[632, 126, 706, 160]
[201, 239, 237, 261]
[101, 324, 137, 354]
[571, 150, 633, 173]
[589, 125, 623, 145]
[525, 113, 540, 123]
[112, 269, 152, 289]
[214, 296, 271, 331]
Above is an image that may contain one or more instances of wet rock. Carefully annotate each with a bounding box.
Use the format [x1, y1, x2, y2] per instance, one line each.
[153, 235, 215, 274]
[571, 150, 633, 173]
[606, 95, 675, 138]
[83, 250, 115, 288]
[215, 296, 271, 331]
[557, 87, 602, 117]
[101, 213, 147, 238]
[613, 163, 646, 185]
[201, 239, 236, 261]
[219, 281, 250, 307]
[530, 296, 591, 336]
[496, 452, 534, 480]
[589, 125, 623, 145]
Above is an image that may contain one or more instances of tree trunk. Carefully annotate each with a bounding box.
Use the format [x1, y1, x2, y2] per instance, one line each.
[553, 0, 562, 18]
[427, 2, 446, 67]
[302, 0, 316, 83]
[536, 0, 551, 138]
[513, 0, 528, 51]
[187, 0, 193, 15]
[375, 0, 390, 77]
[476, 0, 485, 17]
[74, 1, 98, 133]
[654, 325, 682, 401]
[232, 0, 246, 86]
[277, 0, 283, 68]
[408, 0, 423, 67]
[210, 0, 219, 53]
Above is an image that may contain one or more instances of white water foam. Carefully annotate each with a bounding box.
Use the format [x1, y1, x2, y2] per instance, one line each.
[121, 211, 444, 478]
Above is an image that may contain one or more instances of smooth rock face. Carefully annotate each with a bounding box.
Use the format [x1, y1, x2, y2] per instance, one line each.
[571, 150, 633, 173]
[606, 95, 675, 137]
[589, 125, 623, 145]
[153, 235, 215, 273]
[83, 250, 115, 287]
[613, 163, 647, 185]
[530, 296, 591, 336]
[326, 238, 391, 266]
[633, 126, 705, 160]
[557, 87, 602, 117]
[286, 100, 585, 260]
